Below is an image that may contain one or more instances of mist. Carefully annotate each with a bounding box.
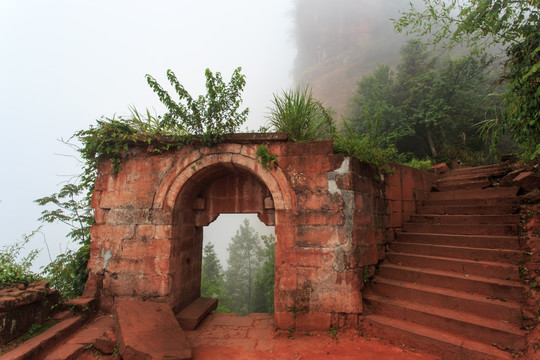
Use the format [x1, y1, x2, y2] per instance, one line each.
[204, 214, 274, 268]
[293, 0, 423, 120]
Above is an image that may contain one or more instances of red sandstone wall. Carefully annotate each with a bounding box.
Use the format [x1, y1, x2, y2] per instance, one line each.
[86, 138, 435, 331]
[385, 163, 437, 230]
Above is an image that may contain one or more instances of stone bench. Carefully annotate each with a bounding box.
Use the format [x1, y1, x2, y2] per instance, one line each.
[176, 297, 218, 330]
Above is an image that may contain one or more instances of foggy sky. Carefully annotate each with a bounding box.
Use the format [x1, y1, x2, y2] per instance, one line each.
[0, 0, 294, 269]
[1, 0, 424, 272]
[293, 0, 423, 119]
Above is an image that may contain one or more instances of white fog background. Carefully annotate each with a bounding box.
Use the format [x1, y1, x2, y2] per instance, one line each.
[1, 0, 413, 271]
[0, 0, 294, 269]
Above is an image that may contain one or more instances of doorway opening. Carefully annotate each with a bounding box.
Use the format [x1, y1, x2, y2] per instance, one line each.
[202, 213, 275, 315]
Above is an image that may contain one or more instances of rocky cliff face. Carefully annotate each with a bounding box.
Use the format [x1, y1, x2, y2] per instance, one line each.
[293, 0, 415, 121]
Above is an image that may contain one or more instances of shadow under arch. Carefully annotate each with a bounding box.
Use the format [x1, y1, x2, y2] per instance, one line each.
[152, 151, 295, 313]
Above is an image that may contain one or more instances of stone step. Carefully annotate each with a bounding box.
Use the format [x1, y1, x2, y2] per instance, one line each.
[438, 173, 492, 183]
[176, 297, 218, 330]
[363, 314, 514, 359]
[388, 252, 519, 280]
[409, 214, 520, 225]
[391, 241, 522, 264]
[441, 163, 509, 176]
[440, 170, 508, 182]
[436, 179, 492, 191]
[368, 277, 522, 325]
[421, 196, 521, 207]
[42, 344, 85, 360]
[43, 316, 117, 360]
[379, 263, 523, 301]
[396, 232, 520, 250]
[403, 222, 518, 236]
[417, 204, 520, 215]
[115, 299, 192, 360]
[364, 294, 525, 350]
[1, 315, 86, 360]
[427, 187, 519, 201]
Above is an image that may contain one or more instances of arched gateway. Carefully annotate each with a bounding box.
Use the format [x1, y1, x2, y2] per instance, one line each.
[85, 134, 435, 330]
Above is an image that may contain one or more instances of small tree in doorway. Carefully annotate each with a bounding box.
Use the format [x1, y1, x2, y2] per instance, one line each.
[201, 242, 230, 312]
[224, 219, 264, 315]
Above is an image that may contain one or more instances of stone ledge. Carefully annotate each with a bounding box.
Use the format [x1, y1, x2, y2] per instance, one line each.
[176, 297, 218, 330]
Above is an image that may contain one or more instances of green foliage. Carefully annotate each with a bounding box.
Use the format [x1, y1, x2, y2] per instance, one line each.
[35, 184, 93, 247]
[75, 115, 142, 194]
[348, 39, 502, 163]
[251, 235, 275, 314]
[333, 121, 400, 174]
[394, 0, 540, 160]
[256, 144, 278, 170]
[222, 220, 275, 315]
[0, 230, 42, 288]
[146, 67, 249, 146]
[267, 86, 335, 142]
[77, 67, 249, 195]
[224, 219, 265, 315]
[402, 158, 433, 171]
[201, 242, 230, 313]
[41, 246, 90, 300]
[505, 29, 540, 160]
[35, 183, 93, 299]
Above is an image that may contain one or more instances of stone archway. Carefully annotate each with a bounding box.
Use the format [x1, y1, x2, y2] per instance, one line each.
[155, 153, 293, 312]
[87, 138, 429, 330]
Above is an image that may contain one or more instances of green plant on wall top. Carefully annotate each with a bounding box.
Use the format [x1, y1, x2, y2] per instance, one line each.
[76, 67, 249, 195]
[267, 86, 335, 142]
[146, 67, 249, 145]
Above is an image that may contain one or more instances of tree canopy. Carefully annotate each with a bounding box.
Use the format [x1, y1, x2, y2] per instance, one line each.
[348, 40, 503, 163]
[394, 0, 539, 159]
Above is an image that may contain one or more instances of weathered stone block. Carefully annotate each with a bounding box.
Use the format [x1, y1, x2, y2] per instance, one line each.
[296, 211, 344, 226]
[295, 226, 344, 248]
[115, 299, 191, 360]
[176, 297, 218, 330]
[276, 265, 297, 291]
[295, 312, 332, 331]
[274, 311, 295, 330]
[91, 225, 136, 241]
[313, 288, 362, 314]
[287, 248, 335, 268]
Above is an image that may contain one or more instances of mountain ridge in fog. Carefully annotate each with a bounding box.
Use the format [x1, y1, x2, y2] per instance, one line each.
[293, 0, 423, 121]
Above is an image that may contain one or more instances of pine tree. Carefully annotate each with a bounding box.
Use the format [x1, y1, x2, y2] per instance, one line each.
[201, 242, 230, 312]
[252, 234, 275, 314]
[224, 219, 264, 315]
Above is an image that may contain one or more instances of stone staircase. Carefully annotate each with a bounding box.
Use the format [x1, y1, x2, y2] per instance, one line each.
[363, 163, 527, 359]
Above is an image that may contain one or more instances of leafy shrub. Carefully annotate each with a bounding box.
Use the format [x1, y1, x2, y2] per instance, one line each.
[35, 183, 93, 299]
[1, 230, 41, 288]
[267, 86, 335, 142]
[146, 67, 249, 145]
[41, 244, 89, 300]
[402, 158, 432, 171]
[333, 122, 400, 173]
